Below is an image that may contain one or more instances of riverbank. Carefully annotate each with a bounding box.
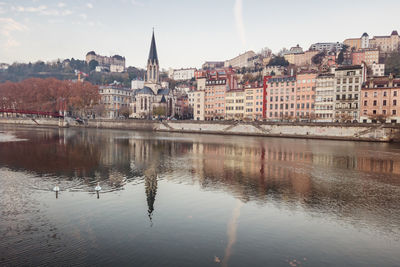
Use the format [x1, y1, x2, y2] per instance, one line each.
[1, 117, 400, 142]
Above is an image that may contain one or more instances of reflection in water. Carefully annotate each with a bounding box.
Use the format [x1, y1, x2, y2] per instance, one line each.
[222, 200, 243, 267]
[0, 126, 400, 266]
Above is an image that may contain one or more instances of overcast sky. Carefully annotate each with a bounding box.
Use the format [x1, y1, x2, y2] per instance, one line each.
[0, 0, 399, 69]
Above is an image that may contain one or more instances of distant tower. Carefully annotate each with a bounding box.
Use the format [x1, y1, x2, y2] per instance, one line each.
[361, 32, 369, 49]
[145, 30, 160, 93]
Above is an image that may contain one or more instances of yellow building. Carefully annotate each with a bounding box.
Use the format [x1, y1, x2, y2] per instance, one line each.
[244, 87, 264, 120]
[344, 38, 362, 51]
[225, 89, 245, 120]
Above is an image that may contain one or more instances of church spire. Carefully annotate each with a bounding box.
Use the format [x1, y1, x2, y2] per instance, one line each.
[148, 29, 158, 65]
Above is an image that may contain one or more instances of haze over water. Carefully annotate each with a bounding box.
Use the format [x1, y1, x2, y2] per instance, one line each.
[1, 126, 400, 266]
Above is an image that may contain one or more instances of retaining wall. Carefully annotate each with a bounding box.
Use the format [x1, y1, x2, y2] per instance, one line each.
[2, 118, 400, 142]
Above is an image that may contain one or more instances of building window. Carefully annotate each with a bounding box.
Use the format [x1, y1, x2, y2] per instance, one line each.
[373, 100, 377, 106]
[383, 100, 387, 106]
[394, 100, 397, 106]
[364, 100, 367, 106]
[393, 110, 397, 115]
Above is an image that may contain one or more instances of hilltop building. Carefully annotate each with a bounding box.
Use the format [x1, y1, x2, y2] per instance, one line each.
[86, 51, 126, 72]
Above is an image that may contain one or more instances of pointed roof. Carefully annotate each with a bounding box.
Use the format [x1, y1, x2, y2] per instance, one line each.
[148, 30, 159, 65]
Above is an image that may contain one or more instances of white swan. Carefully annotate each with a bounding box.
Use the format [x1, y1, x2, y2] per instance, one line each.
[95, 182, 101, 192]
[53, 185, 60, 192]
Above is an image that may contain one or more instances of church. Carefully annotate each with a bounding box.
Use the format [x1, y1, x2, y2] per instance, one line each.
[130, 31, 175, 119]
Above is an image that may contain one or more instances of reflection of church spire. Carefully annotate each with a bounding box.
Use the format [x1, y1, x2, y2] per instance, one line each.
[145, 173, 158, 225]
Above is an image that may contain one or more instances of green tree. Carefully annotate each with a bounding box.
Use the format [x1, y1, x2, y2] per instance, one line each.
[89, 60, 99, 71]
[385, 52, 400, 75]
[268, 56, 289, 67]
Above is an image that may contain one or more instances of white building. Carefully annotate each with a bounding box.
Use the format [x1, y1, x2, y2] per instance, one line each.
[310, 42, 344, 52]
[188, 90, 205, 121]
[99, 85, 132, 119]
[131, 80, 145, 90]
[110, 64, 124, 73]
[315, 74, 335, 122]
[361, 33, 370, 49]
[224, 51, 257, 68]
[334, 65, 366, 122]
[372, 63, 385, 77]
[171, 68, 196, 81]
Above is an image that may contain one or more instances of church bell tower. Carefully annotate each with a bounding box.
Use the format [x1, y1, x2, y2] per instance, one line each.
[145, 30, 160, 93]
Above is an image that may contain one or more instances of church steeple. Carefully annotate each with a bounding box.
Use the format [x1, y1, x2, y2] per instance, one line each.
[146, 29, 160, 90]
[148, 30, 158, 65]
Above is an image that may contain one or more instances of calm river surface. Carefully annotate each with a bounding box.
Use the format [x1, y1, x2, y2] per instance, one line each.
[1, 125, 400, 266]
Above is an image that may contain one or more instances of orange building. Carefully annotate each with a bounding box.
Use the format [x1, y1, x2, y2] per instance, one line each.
[360, 75, 400, 123]
[296, 72, 317, 119]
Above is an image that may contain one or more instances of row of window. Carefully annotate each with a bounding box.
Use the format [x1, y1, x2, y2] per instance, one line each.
[364, 100, 397, 106]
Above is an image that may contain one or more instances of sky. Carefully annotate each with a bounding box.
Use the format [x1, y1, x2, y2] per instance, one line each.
[0, 0, 399, 69]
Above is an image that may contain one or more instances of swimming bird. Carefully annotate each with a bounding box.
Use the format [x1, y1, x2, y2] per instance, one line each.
[95, 182, 101, 192]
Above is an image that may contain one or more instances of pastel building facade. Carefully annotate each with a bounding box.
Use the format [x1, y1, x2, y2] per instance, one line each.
[334, 65, 365, 122]
[225, 89, 245, 120]
[296, 73, 317, 119]
[315, 74, 335, 122]
[361, 75, 400, 123]
[244, 87, 264, 120]
[370, 31, 400, 53]
[266, 76, 297, 120]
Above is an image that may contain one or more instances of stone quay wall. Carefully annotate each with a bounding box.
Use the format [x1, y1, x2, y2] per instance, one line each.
[1, 117, 400, 142]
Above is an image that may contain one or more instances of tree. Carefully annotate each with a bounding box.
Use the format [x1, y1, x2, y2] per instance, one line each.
[312, 52, 326, 65]
[89, 60, 99, 71]
[153, 105, 167, 117]
[118, 106, 130, 118]
[268, 56, 289, 67]
[385, 52, 400, 75]
[368, 113, 388, 123]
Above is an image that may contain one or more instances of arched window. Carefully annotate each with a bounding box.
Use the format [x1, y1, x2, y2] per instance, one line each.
[153, 66, 156, 81]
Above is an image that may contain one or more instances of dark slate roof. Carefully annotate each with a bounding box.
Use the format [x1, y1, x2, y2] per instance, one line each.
[392, 30, 399, 36]
[148, 31, 158, 65]
[160, 95, 167, 103]
[362, 32, 369, 37]
[335, 65, 362, 71]
[86, 51, 96, 56]
[157, 88, 170, 95]
[134, 87, 154, 95]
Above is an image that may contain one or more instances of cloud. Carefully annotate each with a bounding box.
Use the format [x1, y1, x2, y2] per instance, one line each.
[58, 2, 66, 8]
[131, 0, 144, 6]
[234, 0, 246, 47]
[86, 3, 93, 9]
[0, 18, 28, 49]
[79, 13, 88, 20]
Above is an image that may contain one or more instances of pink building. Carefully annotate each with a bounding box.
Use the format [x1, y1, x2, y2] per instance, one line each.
[266, 76, 297, 120]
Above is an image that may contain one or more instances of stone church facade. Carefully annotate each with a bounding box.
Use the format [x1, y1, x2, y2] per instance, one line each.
[130, 31, 175, 119]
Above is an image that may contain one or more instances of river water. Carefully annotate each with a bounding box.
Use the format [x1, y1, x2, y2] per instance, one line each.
[0, 125, 400, 266]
